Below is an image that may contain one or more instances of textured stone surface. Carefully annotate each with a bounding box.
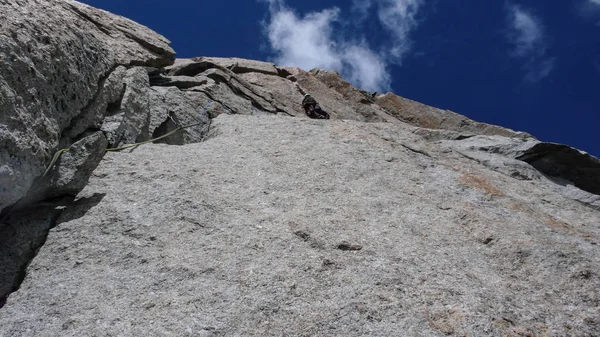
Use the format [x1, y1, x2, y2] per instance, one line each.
[101, 67, 152, 147]
[199, 57, 280, 75]
[1, 127, 107, 297]
[443, 135, 600, 209]
[0, 201, 69, 308]
[310, 69, 397, 124]
[148, 87, 215, 144]
[150, 74, 210, 89]
[38, 132, 108, 200]
[1, 115, 598, 336]
[61, 66, 127, 143]
[238, 72, 305, 117]
[284, 67, 371, 121]
[2, 2, 600, 335]
[0, 0, 174, 213]
[376, 92, 532, 138]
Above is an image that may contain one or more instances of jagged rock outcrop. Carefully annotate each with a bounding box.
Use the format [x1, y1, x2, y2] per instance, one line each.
[147, 87, 215, 144]
[0, 0, 174, 214]
[33, 131, 108, 201]
[1, 1, 600, 336]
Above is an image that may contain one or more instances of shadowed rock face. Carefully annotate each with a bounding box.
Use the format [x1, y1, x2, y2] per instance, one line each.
[1, 1, 600, 336]
[515, 143, 600, 195]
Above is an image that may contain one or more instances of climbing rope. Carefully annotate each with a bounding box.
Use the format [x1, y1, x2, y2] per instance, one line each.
[42, 148, 70, 177]
[104, 121, 204, 152]
[43, 100, 215, 177]
[42, 120, 206, 177]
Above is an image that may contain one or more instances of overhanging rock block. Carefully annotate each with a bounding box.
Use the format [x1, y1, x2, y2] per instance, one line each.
[0, 0, 175, 214]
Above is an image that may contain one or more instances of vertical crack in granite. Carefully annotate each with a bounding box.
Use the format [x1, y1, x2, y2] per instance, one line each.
[0, 197, 74, 306]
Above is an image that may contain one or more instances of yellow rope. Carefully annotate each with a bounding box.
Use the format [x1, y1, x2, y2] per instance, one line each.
[105, 126, 183, 152]
[42, 148, 70, 177]
[43, 121, 205, 176]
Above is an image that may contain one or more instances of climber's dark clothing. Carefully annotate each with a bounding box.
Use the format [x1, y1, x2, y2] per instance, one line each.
[302, 96, 330, 119]
[302, 95, 318, 108]
[307, 106, 330, 119]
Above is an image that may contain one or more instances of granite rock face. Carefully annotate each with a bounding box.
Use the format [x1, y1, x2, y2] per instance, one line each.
[1, 115, 599, 336]
[35, 131, 108, 201]
[310, 69, 398, 124]
[376, 92, 532, 138]
[443, 135, 600, 210]
[1, 1, 600, 336]
[148, 87, 215, 144]
[0, 0, 174, 213]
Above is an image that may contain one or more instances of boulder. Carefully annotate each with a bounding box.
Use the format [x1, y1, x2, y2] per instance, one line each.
[0, 0, 174, 213]
[165, 58, 212, 77]
[165, 57, 280, 77]
[40, 132, 108, 199]
[65, 1, 174, 67]
[515, 143, 600, 195]
[202, 68, 278, 113]
[13, 131, 109, 207]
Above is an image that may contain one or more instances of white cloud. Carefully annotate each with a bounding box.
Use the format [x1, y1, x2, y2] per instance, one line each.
[261, 0, 425, 92]
[506, 4, 556, 82]
[352, 0, 373, 20]
[508, 6, 544, 57]
[577, 0, 600, 24]
[343, 45, 392, 91]
[377, 0, 423, 60]
[265, 5, 343, 71]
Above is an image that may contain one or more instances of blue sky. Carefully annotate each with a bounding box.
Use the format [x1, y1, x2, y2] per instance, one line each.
[80, 0, 600, 157]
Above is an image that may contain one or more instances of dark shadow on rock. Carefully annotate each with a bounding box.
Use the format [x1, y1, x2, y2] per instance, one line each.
[152, 112, 184, 145]
[0, 193, 105, 309]
[165, 59, 215, 77]
[516, 143, 600, 196]
[544, 175, 573, 188]
[55, 193, 106, 225]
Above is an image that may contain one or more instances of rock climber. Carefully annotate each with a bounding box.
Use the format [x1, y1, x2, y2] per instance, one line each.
[302, 94, 330, 119]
